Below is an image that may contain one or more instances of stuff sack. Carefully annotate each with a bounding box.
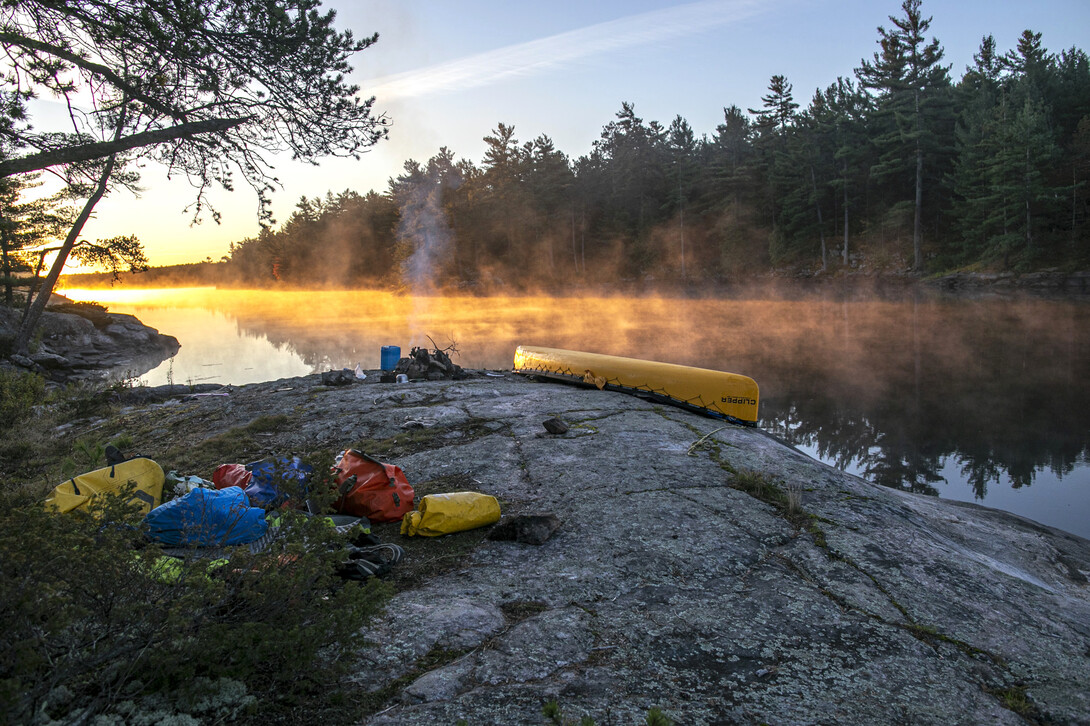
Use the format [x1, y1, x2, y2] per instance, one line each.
[212, 463, 252, 490]
[213, 458, 312, 509]
[144, 486, 268, 547]
[400, 492, 501, 537]
[332, 449, 414, 523]
[45, 458, 165, 515]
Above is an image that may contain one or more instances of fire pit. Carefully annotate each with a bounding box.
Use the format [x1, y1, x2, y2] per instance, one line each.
[382, 345, 467, 382]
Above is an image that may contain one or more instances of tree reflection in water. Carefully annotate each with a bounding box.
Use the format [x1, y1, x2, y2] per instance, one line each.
[757, 295, 1088, 499]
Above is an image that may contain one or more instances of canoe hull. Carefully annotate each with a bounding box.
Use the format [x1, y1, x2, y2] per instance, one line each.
[513, 345, 759, 425]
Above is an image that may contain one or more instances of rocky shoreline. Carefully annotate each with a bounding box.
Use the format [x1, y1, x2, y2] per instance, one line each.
[923, 270, 1090, 295]
[767, 269, 1090, 297]
[0, 300, 179, 383]
[92, 368, 1090, 724]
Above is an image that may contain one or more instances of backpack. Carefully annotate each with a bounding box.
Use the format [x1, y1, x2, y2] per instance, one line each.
[331, 450, 414, 523]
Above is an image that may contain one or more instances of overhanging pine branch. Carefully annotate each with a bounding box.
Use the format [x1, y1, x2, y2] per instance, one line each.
[0, 117, 250, 177]
[0, 30, 185, 121]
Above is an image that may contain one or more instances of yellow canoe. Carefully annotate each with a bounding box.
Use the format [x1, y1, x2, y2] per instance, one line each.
[45, 457, 165, 515]
[513, 345, 759, 425]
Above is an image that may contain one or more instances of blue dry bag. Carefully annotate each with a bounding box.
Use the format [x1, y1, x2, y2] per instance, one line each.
[145, 486, 268, 546]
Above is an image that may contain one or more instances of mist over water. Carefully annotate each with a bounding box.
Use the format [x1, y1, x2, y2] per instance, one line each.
[61, 286, 1090, 538]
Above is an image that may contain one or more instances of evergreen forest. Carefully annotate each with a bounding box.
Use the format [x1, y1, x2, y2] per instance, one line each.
[131, 5, 1090, 287]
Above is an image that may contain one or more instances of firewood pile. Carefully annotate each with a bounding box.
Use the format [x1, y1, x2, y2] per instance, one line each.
[382, 346, 467, 382]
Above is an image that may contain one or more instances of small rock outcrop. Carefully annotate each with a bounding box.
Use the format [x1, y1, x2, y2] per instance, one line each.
[487, 513, 562, 545]
[0, 302, 179, 382]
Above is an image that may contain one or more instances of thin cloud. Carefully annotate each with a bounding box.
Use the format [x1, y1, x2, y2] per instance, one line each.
[365, 0, 770, 100]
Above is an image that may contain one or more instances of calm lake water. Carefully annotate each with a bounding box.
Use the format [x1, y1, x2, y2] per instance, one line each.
[60, 286, 1090, 540]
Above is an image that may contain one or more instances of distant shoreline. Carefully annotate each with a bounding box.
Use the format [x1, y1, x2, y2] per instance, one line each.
[59, 267, 1090, 299]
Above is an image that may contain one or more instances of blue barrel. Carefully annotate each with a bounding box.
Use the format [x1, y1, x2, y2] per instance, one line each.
[380, 345, 401, 371]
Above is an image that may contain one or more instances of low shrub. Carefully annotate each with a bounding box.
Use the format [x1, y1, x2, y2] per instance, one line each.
[0, 482, 391, 724]
[48, 301, 112, 328]
[51, 379, 115, 419]
[0, 367, 45, 425]
[542, 700, 675, 726]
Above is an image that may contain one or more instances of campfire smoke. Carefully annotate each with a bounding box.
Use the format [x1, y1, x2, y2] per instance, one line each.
[395, 155, 461, 295]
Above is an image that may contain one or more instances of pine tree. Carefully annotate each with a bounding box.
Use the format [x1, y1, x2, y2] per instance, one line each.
[794, 92, 841, 270]
[592, 103, 669, 274]
[857, 0, 953, 270]
[664, 115, 699, 277]
[3, 0, 388, 353]
[819, 78, 871, 266]
[979, 97, 1061, 264]
[947, 36, 1004, 262]
[748, 75, 800, 261]
[702, 106, 760, 275]
[1042, 47, 1085, 251]
[0, 172, 74, 305]
[389, 150, 464, 290]
[480, 123, 530, 263]
[704, 105, 753, 218]
[526, 134, 575, 275]
[1002, 30, 1052, 105]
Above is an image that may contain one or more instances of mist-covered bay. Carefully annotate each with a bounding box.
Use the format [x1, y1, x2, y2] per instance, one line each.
[63, 285, 1090, 539]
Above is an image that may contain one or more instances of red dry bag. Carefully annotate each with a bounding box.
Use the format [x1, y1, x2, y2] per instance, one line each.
[212, 463, 252, 490]
[332, 450, 414, 523]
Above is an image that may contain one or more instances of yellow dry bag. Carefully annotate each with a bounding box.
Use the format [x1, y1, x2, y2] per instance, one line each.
[45, 458, 165, 515]
[400, 492, 501, 537]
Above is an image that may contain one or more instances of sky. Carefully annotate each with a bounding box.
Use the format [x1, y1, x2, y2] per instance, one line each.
[27, 0, 1090, 268]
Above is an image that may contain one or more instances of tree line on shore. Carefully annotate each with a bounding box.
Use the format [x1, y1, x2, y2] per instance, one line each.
[20, 0, 1090, 296]
[214, 3, 1090, 290]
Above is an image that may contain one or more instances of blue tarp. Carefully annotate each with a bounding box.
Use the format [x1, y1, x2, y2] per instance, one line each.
[145, 486, 268, 546]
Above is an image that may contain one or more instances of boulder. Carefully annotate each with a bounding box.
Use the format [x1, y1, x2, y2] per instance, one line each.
[0, 303, 179, 382]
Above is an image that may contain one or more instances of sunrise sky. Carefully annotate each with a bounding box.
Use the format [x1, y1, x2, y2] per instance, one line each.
[26, 0, 1090, 268]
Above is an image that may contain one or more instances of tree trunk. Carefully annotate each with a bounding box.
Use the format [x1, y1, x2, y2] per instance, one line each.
[810, 165, 827, 271]
[571, 206, 578, 273]
[20, 250, 49, 325]
[1073, 166, 1078, 246]
[913, 90, 923, 272]
[0, 216, 12, 305]
[1025, 148, 1033, 250]
[913, 142, 923, 271]
[679, 201, 686, 280]
[15, 154, 117, 354]
[842, 160, 850, 267]
[580, 209, 586, 274]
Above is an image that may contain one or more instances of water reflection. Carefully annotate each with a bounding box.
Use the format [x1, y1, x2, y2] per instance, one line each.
[756, 297, 1088, 500]
[61, 287, 1089, 535]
